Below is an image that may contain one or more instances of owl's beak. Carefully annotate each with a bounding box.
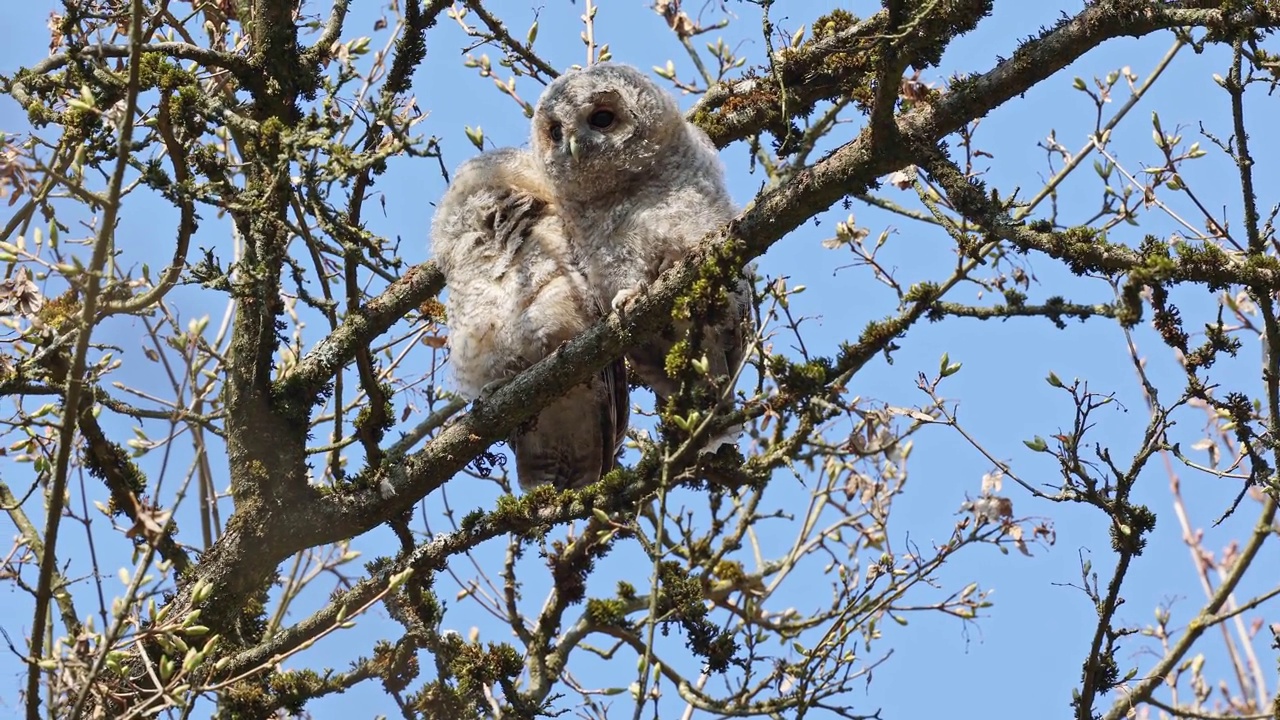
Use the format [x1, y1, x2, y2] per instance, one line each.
[567, 133, 581, 162]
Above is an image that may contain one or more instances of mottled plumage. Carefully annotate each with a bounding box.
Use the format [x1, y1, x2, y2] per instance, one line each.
[430, 148, 629, 490]
[530, 62, 752, 428]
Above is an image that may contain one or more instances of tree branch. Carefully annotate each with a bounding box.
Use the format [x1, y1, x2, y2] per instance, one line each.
[27, 0, 146, 716]
[461, 0, 560, 80]
[929, 299, 1117, 325]
[919, 148, 1280, 291]
[279, 261, 445, 403]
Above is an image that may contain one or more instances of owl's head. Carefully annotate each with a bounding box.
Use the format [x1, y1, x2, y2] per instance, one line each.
[430, 148, 550, 278]
[531, 62, 683, 201]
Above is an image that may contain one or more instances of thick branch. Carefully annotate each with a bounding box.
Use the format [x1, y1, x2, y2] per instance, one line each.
[219, 480, 654, 679]
[279, 262, 445, 401]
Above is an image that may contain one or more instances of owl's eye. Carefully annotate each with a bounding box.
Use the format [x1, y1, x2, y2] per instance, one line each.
[588, 109, 615, 130]
[549, 123, 563, 142]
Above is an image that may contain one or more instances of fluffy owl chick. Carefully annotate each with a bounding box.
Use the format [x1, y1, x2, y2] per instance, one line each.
[530, 62, 752, 435]
[430, 147, 629, 491]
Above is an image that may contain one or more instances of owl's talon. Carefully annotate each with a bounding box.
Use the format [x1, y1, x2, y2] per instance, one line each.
[477, 378, 509, 403]
[611, 286, 643, 317]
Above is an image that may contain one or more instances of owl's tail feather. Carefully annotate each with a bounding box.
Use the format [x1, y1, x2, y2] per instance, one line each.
[603, 357, 632, 470]
[512, 365, 629, 492]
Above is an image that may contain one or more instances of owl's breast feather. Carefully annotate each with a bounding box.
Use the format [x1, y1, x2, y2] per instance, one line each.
[445, 278, 520, 398]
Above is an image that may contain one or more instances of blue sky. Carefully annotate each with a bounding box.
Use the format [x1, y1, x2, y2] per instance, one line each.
[2, 1, 1277, 718]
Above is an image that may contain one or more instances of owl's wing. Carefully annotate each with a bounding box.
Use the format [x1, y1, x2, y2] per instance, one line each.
[490, 190, 545, 252]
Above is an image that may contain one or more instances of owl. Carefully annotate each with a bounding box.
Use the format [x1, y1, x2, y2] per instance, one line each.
[530, 62, 752, 433]
[430, 147, 630, 491]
